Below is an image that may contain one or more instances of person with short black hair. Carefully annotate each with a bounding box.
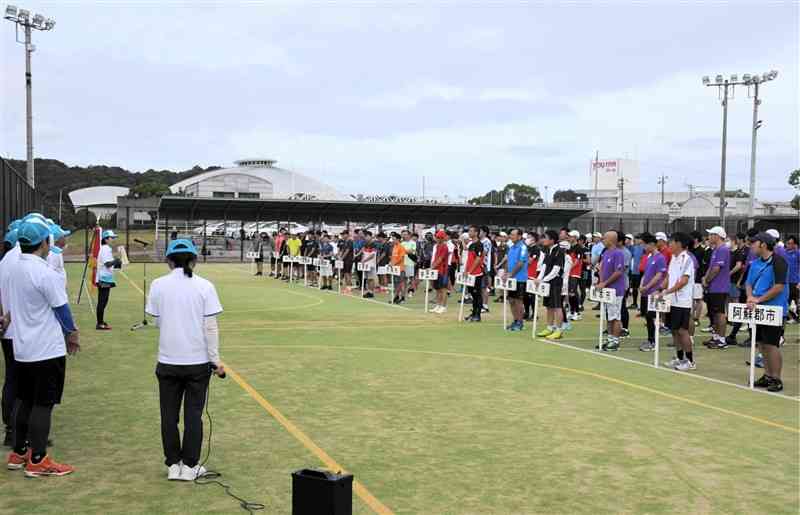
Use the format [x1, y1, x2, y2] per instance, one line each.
[535, 230, 565, 339]
[746, 232, 788, 392]
[637, 233, 667, 352]
[146, 239, 225, 481]
[464, 225, 486, 322]
[658, 232, 696, 371]
[252, 231, 271, 276]
[504, 229, 529, 331]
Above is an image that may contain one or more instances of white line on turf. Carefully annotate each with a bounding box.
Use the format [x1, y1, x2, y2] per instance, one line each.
[538, 337, 800, 403]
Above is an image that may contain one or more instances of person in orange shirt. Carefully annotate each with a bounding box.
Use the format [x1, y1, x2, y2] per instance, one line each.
[389, 233, 408, 304]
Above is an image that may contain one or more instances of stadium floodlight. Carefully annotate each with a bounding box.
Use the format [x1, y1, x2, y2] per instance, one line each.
[768, 70, 778, 80]
[742, 73, 751, 83]
[715, 74, 724, 83]
[3, 4, 56, 189]
[702, 75, 710, 85]
[730, 74, 738, 82]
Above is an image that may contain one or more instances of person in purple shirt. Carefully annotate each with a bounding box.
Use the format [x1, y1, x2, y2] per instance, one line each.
[596, 231, 626, 351]
[638, 233, 667, 351]
[702, 226, 731, 348]
[785, 235, 799, 323]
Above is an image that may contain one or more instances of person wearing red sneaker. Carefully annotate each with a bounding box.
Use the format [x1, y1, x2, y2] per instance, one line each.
[147, 239, 224, 481]
[3, 217, 78, 477]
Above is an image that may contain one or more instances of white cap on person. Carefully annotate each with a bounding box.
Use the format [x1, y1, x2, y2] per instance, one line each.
[766, 229, 780, 240]
[625, 233, 634, 240]
[568, 230, 580, 238]
[592, 232, 602, 238]
[655, 232, 668, 241]
[706, 226, 726, 239]
[559, 240, 570, 249]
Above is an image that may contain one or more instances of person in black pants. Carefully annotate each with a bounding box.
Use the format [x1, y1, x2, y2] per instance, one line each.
[95, 230, 120, 330]
[146, 239, 225, 481]
[1, 338, 16, 447]
[464, 226, 486, 322]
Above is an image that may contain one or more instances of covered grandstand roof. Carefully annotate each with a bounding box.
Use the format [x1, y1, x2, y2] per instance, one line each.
[158, 196, 591, 226]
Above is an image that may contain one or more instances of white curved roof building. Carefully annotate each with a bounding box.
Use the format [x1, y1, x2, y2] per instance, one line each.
[69, 186, 130, 218]
[169, 158, 345, 201]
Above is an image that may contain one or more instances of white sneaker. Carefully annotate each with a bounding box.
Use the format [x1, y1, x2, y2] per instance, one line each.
[663, 357, 681, 368]
[432, 305, 443, 314]
[675, 359, 696, 371]
[167, 462, 183, 481]
[438, 306, 447, 314]
[178, 464, 207, 481]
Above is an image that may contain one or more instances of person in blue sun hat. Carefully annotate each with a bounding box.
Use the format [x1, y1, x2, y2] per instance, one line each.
[46, 225, 71, 290]
[2, 216, 79, 477]
[95, 229, 120, 331]
[146, 238, 225, 481]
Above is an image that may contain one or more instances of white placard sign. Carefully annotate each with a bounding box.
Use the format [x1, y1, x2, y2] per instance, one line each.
[312, 258, 320, 266]
[526, 280, 550, 296]
[335, 260, 344, 270]
[589, 286, 616, 303]
[728, 303, 784, 327]
[419, 269, 439, 281]
[494, 276, 517, 290]
[648, 295, 671, 313]
[357, 262, 374, 272]
[246, 251, 259, 259]
[282, 255, 292, 263]
[455, 272, 476, 286]
[377, 266, 388, 275]
[389, 265, 402, 276]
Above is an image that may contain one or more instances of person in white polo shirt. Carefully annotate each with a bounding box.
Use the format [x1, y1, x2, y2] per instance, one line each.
[95, 230, 121, 331]
[656, 232, 696, 371]
[3, 217, 79, 477]
[146, 239, 225, 482]
[46, 225, 71, 291]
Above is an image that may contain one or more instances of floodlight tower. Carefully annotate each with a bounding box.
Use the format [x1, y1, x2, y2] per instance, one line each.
[742, 70, 778, 228]
[4, 5, 56, 188]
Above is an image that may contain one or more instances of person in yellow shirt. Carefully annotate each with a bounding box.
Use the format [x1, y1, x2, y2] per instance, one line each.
[287, 234, 301, 257]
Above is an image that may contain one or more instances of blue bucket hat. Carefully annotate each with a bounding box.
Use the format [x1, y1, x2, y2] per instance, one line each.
[16, 218, 51, 246]
[51, 225, 71, 240]
[166, 239, 198, 257]
[102, 229, 117, 240]
[4, 229, 18, 246]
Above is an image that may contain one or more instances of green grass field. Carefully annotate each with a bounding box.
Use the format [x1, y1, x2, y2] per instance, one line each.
[2, 262, 798, 514]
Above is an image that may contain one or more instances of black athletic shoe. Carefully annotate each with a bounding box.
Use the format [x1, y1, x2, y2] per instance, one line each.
[621, 328, 630, 338]
[753, 375, 771, 388]
[363, 292, 375, 299]
[767, 377, 784, 393]
[725, 335, 739, 347]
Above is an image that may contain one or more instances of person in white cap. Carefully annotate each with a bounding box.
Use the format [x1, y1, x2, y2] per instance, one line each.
[46, 225, 71, 290]
[703, 226, 731, 348]
[95, 230, 120, 330]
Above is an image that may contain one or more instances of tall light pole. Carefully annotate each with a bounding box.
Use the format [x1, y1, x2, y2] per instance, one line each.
[657, 174, 668, 207]
[4, 5, 55, 189]
[743, 70, 778, 228]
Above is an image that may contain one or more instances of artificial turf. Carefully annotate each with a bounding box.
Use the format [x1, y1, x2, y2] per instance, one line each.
[1, 262, 797, 514]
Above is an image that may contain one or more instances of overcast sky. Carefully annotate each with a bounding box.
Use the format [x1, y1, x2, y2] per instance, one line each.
[1, 1, 797, 201]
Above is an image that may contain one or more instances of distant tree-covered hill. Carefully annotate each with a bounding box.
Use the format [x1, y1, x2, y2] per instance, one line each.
[3, 157, 220, 228]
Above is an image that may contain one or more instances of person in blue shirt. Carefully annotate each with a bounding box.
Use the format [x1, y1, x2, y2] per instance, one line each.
[505, 229, 529, 332]
[628, 234, 644, 309]
[745, 232, 788, 392]
[785, 235, 799, 323]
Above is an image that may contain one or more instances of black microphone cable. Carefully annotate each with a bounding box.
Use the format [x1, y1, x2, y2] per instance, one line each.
[194, 368, 266, 514]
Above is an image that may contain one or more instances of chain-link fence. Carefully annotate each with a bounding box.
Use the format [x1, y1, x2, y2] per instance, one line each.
[1, 157, 43, 251]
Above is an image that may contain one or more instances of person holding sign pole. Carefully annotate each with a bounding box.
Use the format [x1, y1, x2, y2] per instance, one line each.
[430, 231, 450, 314]
[637, 233, 667, 352]
[535, 230, 565, 340]
[505, 229, 529, 332]
[746, 232, 788, 392]
[464, 226, 486, 322]
[703, 227, 732, 349]
[595, 232, 626, 351]
[657, 233, 696, 371]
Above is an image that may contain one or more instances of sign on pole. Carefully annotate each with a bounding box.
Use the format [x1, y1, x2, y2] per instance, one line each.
[589, 286, 616, 350]
[647, 295, 671, 367]
[526, 280, 550, 339]
[335, 259, 344, 293]
[494, 276, 517, 329]
[419, 269, 439, 312]
[357, 262, 373, 296]
[456, 272, 476, 321]
[728, 303, 784, 388]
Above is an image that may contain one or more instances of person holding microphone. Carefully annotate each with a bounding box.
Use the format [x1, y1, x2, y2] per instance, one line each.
[145, 239, 225, 481]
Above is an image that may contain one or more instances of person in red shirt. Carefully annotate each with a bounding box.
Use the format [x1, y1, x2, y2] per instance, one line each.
[430, 230, 450, 313]
[656, 232, 672, 265]
[464, 225, 485, 322]
[523, 232, 540, 320]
